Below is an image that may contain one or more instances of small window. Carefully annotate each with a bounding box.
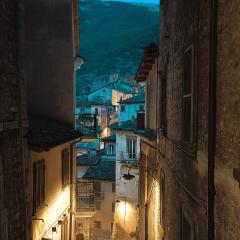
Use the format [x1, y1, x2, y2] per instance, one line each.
[120, 105, 125, 112]
[96, 200, 101, 211]
[127, 137, 137, 159]
[109, 144, 115, 155]
[94, 221, 101, 229]
[111, 222, 114, 233]
[181, 213, 193, 240]
[95, 108, 99, 115]
[183, 45, 194, 142]
[112, 202, 115, 212]
[139, 105, 144, 111]
[33, 160, 45, 213]
[62, 148, 70, 188]
[94, 182, 101, 194]
[112, 182, 116, 193]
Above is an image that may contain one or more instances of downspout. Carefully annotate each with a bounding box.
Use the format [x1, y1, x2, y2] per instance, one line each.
[70, 138, 82, 240]
[208, 0, 218, 239]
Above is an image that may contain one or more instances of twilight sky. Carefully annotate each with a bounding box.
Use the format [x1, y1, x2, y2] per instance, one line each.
[107, 0, 159, 4]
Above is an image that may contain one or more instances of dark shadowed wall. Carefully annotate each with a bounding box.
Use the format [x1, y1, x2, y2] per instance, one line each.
[25, 0, 75, 125]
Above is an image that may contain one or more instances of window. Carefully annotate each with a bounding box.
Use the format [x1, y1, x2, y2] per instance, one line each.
[120, 105, 125, 112]
[112, 202, 115, 212]
[94, 221, 101, 229]
[160, 54, 169, 134]
[183, 45, 194, 142]
[96, 200, 101, 211]
[160, 170, 165, 230]
[112, 182, 116, 193]
[111, 222, 114, 233]
[181, 212, 194, 240]
[62, 148, 70, 188]
[109, 144, 114, 155]
[94, 182, 101, 198]
[127, 137, 137, 159]
[95, 108, 99, 115]
[33, 160, 45, 213]
[139, 105, 144, 111]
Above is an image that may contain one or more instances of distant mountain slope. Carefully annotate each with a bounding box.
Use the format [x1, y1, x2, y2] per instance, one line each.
[77, 0, 159, 95]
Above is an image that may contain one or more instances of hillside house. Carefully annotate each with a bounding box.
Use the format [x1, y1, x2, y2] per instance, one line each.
[118, 94, 145, 123]
[75, 159, 116, 240]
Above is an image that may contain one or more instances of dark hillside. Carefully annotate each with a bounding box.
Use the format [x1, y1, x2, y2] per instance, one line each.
[77, 0, 159, 95]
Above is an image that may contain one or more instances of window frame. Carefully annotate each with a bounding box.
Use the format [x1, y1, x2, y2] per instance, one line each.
[112, 182, 116, 193]
[180, 205, 195, 240]
[126, 136, 137, 159]
[62, 148, 70, 189]
[33, 159, 45, 213]
[182, 44, 195, 144]
[94, 221, 101, 229]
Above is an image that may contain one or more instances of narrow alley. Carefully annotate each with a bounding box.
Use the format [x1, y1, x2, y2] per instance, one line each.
[0, 1, 240, 240]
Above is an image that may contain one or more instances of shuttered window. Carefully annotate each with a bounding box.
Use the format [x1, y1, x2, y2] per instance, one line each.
[62, 148, 70, 188]
[183, 45, 194, 142]
[33, 160, 45, 213]
[127, 137, 137, 159]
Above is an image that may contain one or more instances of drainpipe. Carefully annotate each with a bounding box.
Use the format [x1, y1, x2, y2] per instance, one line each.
[70, 138, 82, 240]
[208, 0, 218, 239]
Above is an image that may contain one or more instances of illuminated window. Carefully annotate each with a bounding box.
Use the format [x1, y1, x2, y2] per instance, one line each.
[62, 148, 70, 188]
[183, 45, 194, 142]
[33, 159, 45, 213]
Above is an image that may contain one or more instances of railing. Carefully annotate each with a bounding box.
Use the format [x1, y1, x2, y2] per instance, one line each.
[76, 114, 98, 136]
[76, 180, 96, 213]
[119, 152, 140, 166]
[76, 196, 96, 212]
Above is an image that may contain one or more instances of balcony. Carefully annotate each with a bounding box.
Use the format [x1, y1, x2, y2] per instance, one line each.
[76, 114, 98, 137]
[119, 152, 140, 167]
[76, 180, 96, 217]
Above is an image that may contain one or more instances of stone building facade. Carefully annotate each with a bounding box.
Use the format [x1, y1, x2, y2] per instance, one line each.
[0, 1, 29, 240]
[138, 0, 240, 240]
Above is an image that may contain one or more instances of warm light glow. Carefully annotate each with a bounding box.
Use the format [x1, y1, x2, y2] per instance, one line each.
[153, 180, 160, 240]
[116, 200, 134, 229]
[41, 187, 70, 239]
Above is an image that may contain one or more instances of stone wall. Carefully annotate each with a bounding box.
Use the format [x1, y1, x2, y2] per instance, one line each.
[0, 1, 29, 240]
[139, 0, 240, 239]
[214, 1, 240, 239]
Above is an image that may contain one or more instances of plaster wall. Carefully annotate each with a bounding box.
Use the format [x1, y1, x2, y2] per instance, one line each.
[118, 103, 145, 123]
[30, 141, 76, 240]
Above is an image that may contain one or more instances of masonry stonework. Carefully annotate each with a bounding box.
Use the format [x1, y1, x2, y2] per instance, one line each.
[0, 1, 29, 239]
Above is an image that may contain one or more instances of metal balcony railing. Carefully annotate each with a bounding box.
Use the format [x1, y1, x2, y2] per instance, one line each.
[119, 152, 140, 166]
[76, 196, 96, 212]
[76, 114, 98, 136]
